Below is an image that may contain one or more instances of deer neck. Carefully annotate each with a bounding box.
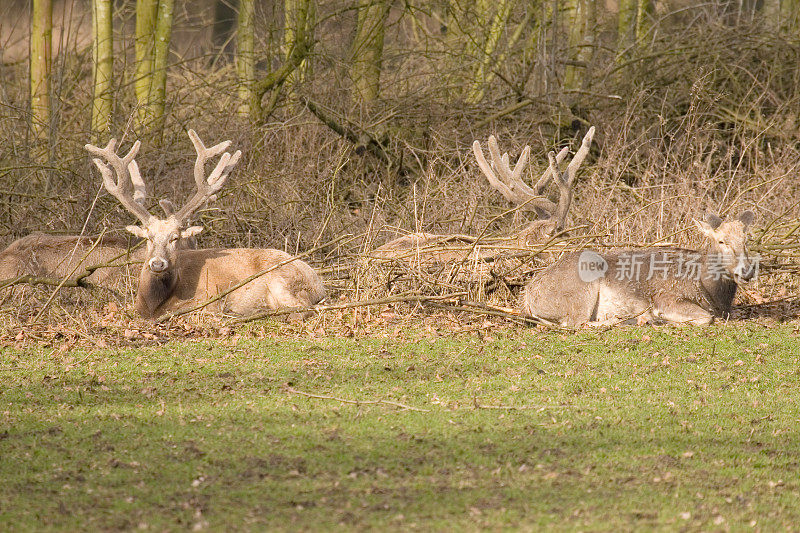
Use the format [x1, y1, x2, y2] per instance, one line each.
[135, 262, 179, 318]
[698, 245, 738, 316]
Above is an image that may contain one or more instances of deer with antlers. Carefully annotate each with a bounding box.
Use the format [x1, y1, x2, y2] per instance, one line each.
[522, 211, 757, 326]
[85, 130, 325, 319]
[0, 168, 196, 293]
[358, 128, 596, 294]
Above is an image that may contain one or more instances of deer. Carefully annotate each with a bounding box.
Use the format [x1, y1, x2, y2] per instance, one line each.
[85, 130, 326, 319]
[358, 128, 596, 293]
[521, 211, 757, 326]
[368, 127, 595, 256]
[0, 167, 194, 293]
[0, 233, 144, 291]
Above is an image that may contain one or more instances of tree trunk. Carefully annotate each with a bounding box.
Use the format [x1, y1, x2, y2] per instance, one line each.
[617, 0, 636, 61]
[283, 0, 315, 106]
[134, 0, 158, 132]
[465, 0, 514, 105]
[564, 0, 596, 94]
[241, 0, 313, 121]
[150, 0, 175, 137]
[635, 0, 654, 50]
[30, 0, 52, 145]
[236, 0, 256, 118]
[91, 0, 113, 141]
[350, 0, 391, 105]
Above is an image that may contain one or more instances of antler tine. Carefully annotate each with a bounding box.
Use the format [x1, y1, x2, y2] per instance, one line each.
[549, 151, 573, 234]
[487, 136, 542, 204]
[550, 126, 595, 234]
[532, 146, 569, 195]
[564, 126, 595, 187]
[127, 160, 147, 205]
[473, 137, 516, 202]
[187, 129, 232, 189]
[85, 138, 152, 225]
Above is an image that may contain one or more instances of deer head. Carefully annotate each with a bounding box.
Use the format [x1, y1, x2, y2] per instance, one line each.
[694, 210, 757, 283]
[86, 130, 241, 275]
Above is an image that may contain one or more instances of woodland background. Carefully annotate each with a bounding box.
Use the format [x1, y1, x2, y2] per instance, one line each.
[1, 0, 799, 306]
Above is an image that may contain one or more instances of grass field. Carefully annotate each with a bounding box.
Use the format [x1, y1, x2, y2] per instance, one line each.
[2, 320, 799, 530]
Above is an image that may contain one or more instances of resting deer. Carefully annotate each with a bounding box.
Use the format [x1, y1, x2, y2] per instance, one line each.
[85, 130, 325, 319]
[0, 233, 143, 290]
[0, 174, 194, 292]
[522, 211, 757, 326]
[359, 128, 596, 291]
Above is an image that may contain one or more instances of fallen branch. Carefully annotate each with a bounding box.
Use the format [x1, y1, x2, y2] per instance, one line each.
[301, 97, 409, 175]
[471, 397, 574, 411]
[286, 386, 429, 412]
[427, 299, 569, 330]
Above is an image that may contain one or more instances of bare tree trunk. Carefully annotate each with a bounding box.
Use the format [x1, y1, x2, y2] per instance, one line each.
[350, 0, 391, 105]
[284, 0, 315, 107]
[134, 0, 158, 132]
[617, 0, 636, 61]
[465, 0, 514, 105]
[564, 0, 596, 94]
[242, 0, 313, 121]
[236, 0, 256, 118]
[91, 0, 113, 141]
[635, 0, 654, 49]
[149, 0, 175, 137]
[30, 0, 52, 146]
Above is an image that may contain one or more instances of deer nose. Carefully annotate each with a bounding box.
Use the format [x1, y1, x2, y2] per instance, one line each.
[734, 261, 755, 282]
[148, 257, 169, 273]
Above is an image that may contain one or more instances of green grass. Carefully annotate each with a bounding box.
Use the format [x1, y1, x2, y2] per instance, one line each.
[2, 323, 800, 530]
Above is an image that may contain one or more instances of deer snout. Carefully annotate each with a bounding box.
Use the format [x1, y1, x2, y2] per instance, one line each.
[148, 256, 169, 273]
[733, 259, 756, 282]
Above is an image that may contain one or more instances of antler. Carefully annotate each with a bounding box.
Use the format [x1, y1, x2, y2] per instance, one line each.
[549, 126, 596, 233]
[173, 129, 241, 224]
[85, 138, 153, 225]
[473, 126, 596, 235]
[473, 136, 568, 215]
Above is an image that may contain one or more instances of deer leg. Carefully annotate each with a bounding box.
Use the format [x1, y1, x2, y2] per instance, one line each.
[653, 299, 714, 325]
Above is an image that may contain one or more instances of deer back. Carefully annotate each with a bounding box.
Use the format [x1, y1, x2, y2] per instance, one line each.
[0, 233, 145, 287]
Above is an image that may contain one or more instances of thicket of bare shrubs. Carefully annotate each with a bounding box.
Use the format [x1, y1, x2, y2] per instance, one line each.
[1, 2, 799, 319]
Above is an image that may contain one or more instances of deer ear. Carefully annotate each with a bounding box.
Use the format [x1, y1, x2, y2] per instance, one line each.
[738, 210, 755, 227]
[181, 226, 204, 238]
[159, 199, 177, 217]
[693, 218, 715, 238]
[704, 213, 723, 230]
[126, 225, 147, 238]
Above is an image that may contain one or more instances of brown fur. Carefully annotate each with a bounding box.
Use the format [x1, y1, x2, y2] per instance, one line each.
[0, 233, 144, 288]
[522, 212, 756, 326]
[135, 248, 326, 318]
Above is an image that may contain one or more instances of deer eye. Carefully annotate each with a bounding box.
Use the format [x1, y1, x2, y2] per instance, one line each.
[170, 235, 179, 242]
